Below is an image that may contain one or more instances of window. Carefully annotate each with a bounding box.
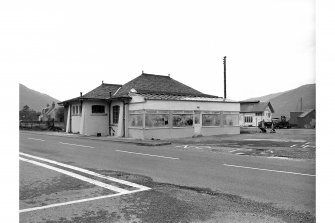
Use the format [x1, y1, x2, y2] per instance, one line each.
[129, 114, 143, 127]
[268, 113, 271, 118]
[173, 114, 193, 127]
[112, 106, 120, 124]
[145, 114, 169, 128]
[256, 112, 263, 116]
[72, 105, 81, 116]
[244, 116, 253, 123]
[92, 105, 105, 114]
[223, 114, 239, 126]
[202, 114, 220, 126]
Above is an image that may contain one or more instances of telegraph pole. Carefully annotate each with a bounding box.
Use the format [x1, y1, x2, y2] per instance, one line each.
[223, 56, 227, 99]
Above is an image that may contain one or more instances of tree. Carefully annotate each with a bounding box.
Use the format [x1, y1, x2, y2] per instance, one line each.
[55, 107, 65, 122]
[19, 105, 40, 121]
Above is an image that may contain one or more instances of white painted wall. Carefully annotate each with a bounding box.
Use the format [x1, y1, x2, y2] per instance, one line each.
[129, 99, 240, 112]
[128, 99, 240, 139]
[81, 101, 109, 136]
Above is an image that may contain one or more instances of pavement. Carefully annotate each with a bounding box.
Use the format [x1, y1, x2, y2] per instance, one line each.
[20, 130, 171, 146]
[19, 130, 316, 222]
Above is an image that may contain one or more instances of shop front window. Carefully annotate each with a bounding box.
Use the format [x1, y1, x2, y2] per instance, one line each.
[173, 114, 193, 127]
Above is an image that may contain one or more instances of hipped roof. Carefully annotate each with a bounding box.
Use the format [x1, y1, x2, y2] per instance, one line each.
[59, 73, 233, 105]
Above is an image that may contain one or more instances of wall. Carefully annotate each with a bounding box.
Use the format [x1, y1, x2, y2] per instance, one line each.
[81, 101, 109, 136]
[129, 99, 240, 111]
[128, 99, 240, 139]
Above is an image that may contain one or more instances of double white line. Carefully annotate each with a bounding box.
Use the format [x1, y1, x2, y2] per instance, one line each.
[19, 152, 150, 213]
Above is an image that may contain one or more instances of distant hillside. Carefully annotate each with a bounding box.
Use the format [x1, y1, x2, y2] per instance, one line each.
[247, 91, 288, 102]
[245, 84, 316, 119]
[19, 84, 60, 111]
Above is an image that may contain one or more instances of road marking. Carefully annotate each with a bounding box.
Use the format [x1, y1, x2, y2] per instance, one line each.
[223, 163, 315, 177]
[19, 152, 150, 190]
[59, 142, 94, 148]
[19, 188, 147, 213]
[20, 157, 129, 193]
[115, 150, 180, 160]
[244, 139, 306, 143]
[27, 138, 45, 141]
[290, 144, 296, 148]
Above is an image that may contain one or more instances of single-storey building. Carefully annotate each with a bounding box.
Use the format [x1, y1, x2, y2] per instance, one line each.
[239, 101, 274, 127]
[59, 73, 240, 139]
[290, 109, 315, 128]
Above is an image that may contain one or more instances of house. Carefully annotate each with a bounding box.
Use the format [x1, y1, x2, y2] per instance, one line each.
[290, 109, 315, 128]
[39, 102, 61, 122]
[58, 73, 240, 139]
[239, 101, 274, 127]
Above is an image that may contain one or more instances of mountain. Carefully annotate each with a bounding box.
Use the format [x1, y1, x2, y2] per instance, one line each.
[247, 91, 289, 102]
[19, 84, 60, 111]
[245, 84, 316, 119]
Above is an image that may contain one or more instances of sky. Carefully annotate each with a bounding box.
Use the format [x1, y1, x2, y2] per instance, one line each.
[1, 0, 315, 102]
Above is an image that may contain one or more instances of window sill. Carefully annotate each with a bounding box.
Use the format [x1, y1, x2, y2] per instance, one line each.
[91, 113, 107, 116]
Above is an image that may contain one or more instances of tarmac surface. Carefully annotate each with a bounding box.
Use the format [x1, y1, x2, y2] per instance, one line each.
[19, 130, 315, 222]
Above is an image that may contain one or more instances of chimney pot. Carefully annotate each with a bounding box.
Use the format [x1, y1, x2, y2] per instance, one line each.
[109, 91, 112, 97]
[80, 92, 82, 97]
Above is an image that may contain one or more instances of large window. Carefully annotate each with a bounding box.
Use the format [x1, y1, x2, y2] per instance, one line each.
[223, 114, 239, 126]
[129, 114, 143, 127]
[92, 105, 105, 114]
[173, 114, 193, 127]
[202, 114, 220, 126]
[244, 116, 253, 123]
[145, 114, 169, 128]
[112, 106, 120, 124]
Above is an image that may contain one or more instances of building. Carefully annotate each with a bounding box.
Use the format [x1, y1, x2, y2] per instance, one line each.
[289, 109, 315, 128]
[58, 73, 240, 139]
[39, 102, 62, 122]
[239, 101, 274, 127]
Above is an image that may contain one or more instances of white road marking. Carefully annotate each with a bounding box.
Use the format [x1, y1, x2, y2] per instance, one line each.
[223, 163, 315, 177]
[20, 187, 148, 213]
[244, 139, 306, 143]
[59, 142, 94, 148]
[27, 138, 45, 141]
[115, 150, 180, 160]
[290, 144, 297, 148]
[19, 152, 150, 191]
[20, 157, 129, 193]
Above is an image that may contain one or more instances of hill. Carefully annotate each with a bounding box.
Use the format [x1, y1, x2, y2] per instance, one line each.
[245, 84, 316, 119]
[19, 84, 60, 112]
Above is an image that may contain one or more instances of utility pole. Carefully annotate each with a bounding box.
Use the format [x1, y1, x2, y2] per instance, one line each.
[223, 56, 227, 99]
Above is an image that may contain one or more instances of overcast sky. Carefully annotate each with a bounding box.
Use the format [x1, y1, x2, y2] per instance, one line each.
[1, 0, 315, 102]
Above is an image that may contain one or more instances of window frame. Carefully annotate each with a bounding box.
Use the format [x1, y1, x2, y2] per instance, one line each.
[91, 105, 105, 114]
[112, 105, 120, 124]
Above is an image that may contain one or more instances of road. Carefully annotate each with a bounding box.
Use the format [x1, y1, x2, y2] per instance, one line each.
[19, 131, 315, 222]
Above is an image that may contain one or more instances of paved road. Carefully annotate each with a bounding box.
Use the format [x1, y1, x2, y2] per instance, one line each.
[20, 131, 315, 215]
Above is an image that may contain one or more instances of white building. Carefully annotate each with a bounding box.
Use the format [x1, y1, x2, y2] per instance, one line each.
[59, 73, 240, 139]
[239, 101, 274, 127]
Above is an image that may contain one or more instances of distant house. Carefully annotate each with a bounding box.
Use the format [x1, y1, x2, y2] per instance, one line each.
[290, 109, 315, 128]
[239, 101, 274, 127]
[58, 73, 240, 139]
[39, 102, 60, 122]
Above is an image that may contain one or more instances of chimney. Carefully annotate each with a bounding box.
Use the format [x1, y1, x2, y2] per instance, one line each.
[142, 70, 144, 74]
[168, 74, 170, 77]
[223, 56, 227, 99]
[109, 91, 112, 98]
[80, 92, 82, 97]
[102, 80, 104, 84]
